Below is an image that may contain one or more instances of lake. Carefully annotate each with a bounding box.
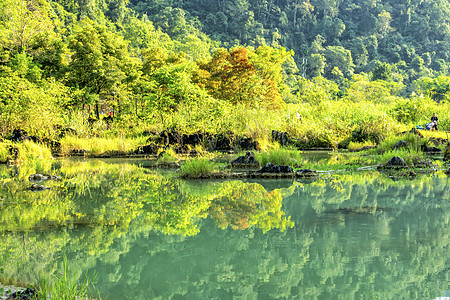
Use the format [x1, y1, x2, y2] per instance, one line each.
[0, 158, 448, 299]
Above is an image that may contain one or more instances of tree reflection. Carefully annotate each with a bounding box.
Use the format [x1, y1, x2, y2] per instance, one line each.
[0, 162, 448, 299]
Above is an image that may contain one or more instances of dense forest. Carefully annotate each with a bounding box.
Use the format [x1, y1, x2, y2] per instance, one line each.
[0, 0, 449, 150]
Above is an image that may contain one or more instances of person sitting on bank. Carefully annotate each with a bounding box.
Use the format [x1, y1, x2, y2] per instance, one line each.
[431, 113, 439, 130]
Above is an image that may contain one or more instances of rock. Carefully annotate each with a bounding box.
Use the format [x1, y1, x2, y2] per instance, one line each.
[377, 156, 407, 170]
[69, 149, 88, 156]
[296, 169, 317, 178]
[208, 134, 233, 151]
[28, 174, 60, 182]
[158, 129, 181, 146]
[231, 152, 258, 164]
[7, 287, 37, 300]
[134, 143, 159, 155]
[272, 130, 290, 146]
[258, 163, 293, 173]
[446, 168, 450, 175]
[10, 129, 37, 143]
[393, 140, 408, 150]
[27, 184, 51, 191]
[230, 152, 260, 168]
[156, 161, 180, 168]
[421, 145, 442, 153]
[234, 137, 260, 151]
[182, 133, 203, 147]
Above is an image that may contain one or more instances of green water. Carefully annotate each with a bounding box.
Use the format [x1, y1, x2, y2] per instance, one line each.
[0, 159, 448, 299]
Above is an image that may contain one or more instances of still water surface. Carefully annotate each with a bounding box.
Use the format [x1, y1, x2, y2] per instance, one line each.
[0, 158, 448, 299]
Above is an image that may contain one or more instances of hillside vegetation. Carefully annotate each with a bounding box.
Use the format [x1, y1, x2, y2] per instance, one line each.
[0, 0, 448, 152]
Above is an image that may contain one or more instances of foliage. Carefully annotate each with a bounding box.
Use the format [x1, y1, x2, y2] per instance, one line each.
[0, 0, 449, 156]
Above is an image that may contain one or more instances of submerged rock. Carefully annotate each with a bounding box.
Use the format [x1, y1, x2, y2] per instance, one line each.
[296, 169, 317, 178]
[230, 152, 259, 167]
[134, 143, 159, 155]
[28, 173, 60, 182]
[6, 287, 36, 300]
[258, 163, 293, 173]
[421, 145, 442, 153]
[27, 184, 51, 191]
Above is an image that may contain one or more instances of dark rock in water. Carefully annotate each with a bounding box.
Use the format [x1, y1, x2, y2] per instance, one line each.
[445, 168, 450, 175]
[28, 173, 60, 182]
[27, 184, 51, 191]
[7, 287, 37, 300]
[258, 163, 293, 173]
[421, 145, 442, 153]
[231, 152, 259, 165]
[134, 143, 159, 155]
[378, 156, 407, 170]
[296, 169, 317, 177]
[393, 140, 408, 150]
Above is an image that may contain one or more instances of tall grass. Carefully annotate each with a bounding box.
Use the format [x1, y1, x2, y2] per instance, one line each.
[36, 253, 99, 300]
[255, 147, 303, 167]
[59, 136, 148, 156]
[180, 158, 218, 178]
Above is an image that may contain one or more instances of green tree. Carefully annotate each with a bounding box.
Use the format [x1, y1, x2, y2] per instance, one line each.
[372, 61, 392, 81]
[67, 19, 131, 119]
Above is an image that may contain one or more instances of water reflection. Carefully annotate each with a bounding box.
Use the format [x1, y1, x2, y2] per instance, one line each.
[0, 160, 448, 299]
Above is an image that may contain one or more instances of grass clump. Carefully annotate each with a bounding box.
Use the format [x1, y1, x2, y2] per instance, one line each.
[348, 141, 376, 152]
[156, 148, 178, 165]
[180, 158, 218, 178]
[255, 147, 303, 167]
[59, 136, 148, 156]
[36, 253, 99, 300]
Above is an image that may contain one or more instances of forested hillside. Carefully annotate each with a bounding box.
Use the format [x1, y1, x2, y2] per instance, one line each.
[130, 0, 450, 83]
[0, 0, 449, 150]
